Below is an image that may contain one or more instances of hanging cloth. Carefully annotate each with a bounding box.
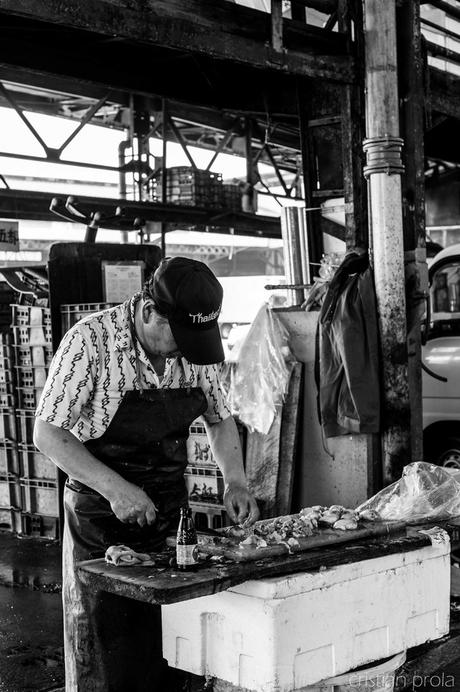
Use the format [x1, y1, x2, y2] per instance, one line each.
[316, 251, 381, 437]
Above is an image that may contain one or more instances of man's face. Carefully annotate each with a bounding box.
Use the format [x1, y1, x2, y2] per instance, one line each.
[142, 308, 181, 359]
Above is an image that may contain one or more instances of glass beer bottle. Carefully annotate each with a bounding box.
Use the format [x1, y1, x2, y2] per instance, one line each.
[176, 506, 198, 571]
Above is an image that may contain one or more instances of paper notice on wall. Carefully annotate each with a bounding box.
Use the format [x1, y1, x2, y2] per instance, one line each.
[0, 220, 19, 251]
[102, 261, 145, 303]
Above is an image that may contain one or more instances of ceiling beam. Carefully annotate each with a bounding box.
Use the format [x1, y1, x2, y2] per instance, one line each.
[0, 0, 354, 83]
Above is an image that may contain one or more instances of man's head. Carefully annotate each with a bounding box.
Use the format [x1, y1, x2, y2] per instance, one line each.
[142, 257, 225, 365]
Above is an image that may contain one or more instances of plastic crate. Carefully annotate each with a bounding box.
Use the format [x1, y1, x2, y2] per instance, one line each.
[151, 167, 223, 208]
[0, 382, 14, 394]
[0, 441, 19, 475]
[185, 466, 224, 505]
[0, 367, 13, 385]
[0, 407, 17, 441]
[15, 365, 48, 389]
[11, 305, 51, 327]
[60, 302, 117, 334]
[16, 409, 35, 444]
[16, 387, 44, 409]
[0, 475, 21, 509]
[0, 393, 14, 408]
[186, 422, 216, 468]
[20, 478, 58, 517]
[222, 183, 242, 212]
[0, 345, 13, 361]
[11, 324, 52, 347]
[18, 444, 57, 481]
[0, 381, 13, 396]
[0, 507, 22, 533]
[13, 344, 53, 368]
[20, 513, 59, 540]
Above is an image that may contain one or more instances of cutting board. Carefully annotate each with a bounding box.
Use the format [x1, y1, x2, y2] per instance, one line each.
[194, 521, 407, 563]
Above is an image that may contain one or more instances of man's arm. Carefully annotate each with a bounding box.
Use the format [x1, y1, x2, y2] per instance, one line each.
[33, 418, 157, 527]
[203, 415, 259, 525]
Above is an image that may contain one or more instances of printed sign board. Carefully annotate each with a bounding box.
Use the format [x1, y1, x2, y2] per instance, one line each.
[0, 220, 19, 251]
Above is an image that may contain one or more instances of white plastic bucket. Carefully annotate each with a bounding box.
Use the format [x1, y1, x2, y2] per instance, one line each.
[306, 651, 406, 692]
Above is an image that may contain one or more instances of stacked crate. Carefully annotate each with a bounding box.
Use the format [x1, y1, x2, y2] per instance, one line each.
[0, 332, 21, 533]
[186, 419, 227, 530]
[222, 183, 242, 212]
[151, 167, 224, 209]
[11, 304, 59, 539]
[61, 302, 116, 334]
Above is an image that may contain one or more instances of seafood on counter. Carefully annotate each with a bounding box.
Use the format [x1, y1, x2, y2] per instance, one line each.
[208, 504, 382, 552]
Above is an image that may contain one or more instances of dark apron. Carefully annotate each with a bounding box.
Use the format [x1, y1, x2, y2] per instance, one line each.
[63, 386, 207, 692]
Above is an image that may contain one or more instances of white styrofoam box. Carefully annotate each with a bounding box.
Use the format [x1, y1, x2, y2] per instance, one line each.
[162, 535, 451, 692]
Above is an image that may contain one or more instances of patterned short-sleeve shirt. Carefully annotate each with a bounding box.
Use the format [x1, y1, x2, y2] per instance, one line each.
[35, 296, 231, 442]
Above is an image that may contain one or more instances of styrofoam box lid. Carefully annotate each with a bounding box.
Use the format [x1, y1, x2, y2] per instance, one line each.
[228, 540, 450, 599]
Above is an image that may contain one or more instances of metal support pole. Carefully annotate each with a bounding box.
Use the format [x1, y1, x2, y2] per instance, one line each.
[363, 0, 410, 483]
[161, 100, 168, 258]
[118, 139, 130, 243]
[297, 81, 324, 280]
[281, 206, 310, 306]
[243, 118, 257, 214]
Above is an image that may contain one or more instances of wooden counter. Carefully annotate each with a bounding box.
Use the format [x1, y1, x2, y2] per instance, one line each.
[77, 530, 433, 605]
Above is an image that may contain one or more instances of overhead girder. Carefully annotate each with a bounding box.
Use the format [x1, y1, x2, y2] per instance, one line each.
[0, 1, 353, 84]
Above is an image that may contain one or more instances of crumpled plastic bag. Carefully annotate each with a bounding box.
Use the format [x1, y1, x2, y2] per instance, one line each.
[356, 461, 460, 522]
[224, 304, 293, 434]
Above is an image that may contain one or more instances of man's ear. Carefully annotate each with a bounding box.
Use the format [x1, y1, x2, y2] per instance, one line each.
[142, 299, 156, 324]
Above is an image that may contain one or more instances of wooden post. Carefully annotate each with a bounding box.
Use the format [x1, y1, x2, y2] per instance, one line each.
[271, 0, 283, 52]
[363, 0, 411, 483]
[397, 0, 426, 462]
[339, 0, 368, 249]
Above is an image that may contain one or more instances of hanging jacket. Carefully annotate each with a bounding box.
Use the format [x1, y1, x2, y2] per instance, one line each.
[317, 251, 381, 437]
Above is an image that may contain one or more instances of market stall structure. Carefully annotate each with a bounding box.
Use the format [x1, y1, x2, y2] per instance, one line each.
[0, 1, 458, 691]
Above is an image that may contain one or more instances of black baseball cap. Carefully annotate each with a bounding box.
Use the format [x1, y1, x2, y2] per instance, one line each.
[146, 257, 225, 365]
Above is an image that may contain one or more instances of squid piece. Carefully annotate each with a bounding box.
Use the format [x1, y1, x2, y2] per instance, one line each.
[333, 518, 358, 531]
[318, 513, 339, 528]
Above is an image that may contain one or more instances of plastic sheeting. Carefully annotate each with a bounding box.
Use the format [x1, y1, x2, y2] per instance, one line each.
[224, 305, 293, 434]
[356, 461, 460, 522]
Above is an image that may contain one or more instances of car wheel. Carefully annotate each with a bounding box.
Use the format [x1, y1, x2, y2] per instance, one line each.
[434, 438, 460, 469]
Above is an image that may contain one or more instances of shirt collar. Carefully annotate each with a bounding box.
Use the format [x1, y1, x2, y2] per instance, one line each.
[114, 294, 140, 352]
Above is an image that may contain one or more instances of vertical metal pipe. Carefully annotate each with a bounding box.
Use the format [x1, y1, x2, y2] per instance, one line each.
[161, 100, 168, 258]
[281, 206, 309, 306]
[297, 81, 324, 278]
[118, 140, 130, 244]
[363, 0, 410, 483]
[298, 207, 311, 287]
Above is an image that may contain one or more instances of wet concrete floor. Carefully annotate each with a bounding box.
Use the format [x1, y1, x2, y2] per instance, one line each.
[0, 531, 63, 692]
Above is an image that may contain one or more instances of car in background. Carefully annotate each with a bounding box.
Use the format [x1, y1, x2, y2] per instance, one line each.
[423, 243, 460, 467]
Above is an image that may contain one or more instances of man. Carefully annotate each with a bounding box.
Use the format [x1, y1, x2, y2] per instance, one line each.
[34, 256, 259, 691]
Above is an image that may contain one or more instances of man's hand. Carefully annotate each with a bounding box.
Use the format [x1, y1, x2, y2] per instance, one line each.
[223, 482, 260, 526]
[107, 481, 157, 528]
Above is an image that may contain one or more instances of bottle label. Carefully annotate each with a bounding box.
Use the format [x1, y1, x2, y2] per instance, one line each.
[176, 544, 198, 566]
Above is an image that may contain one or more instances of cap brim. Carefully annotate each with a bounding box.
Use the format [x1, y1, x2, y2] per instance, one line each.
[170, 321, 225, 365]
